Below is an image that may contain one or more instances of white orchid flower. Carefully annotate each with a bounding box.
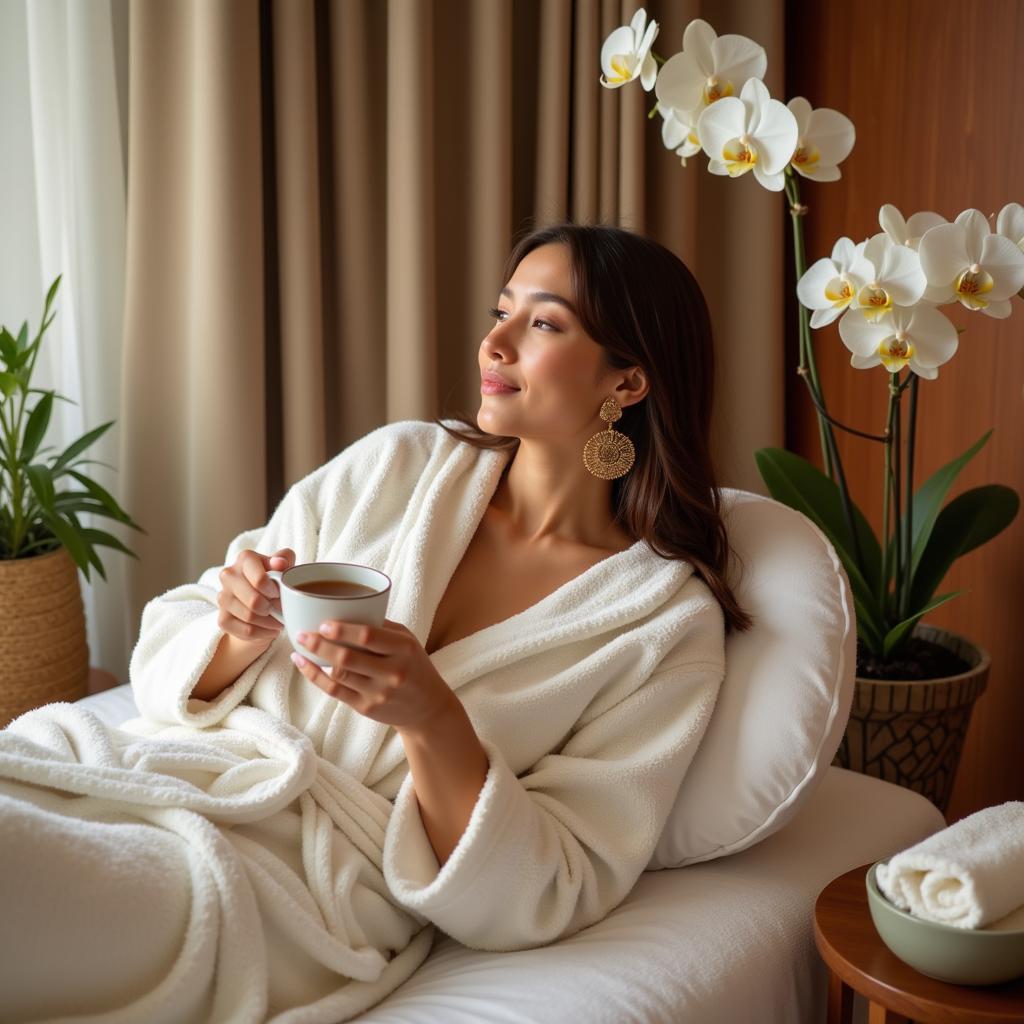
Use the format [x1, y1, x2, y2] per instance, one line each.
[656, 102, 702, 165]
[838, 304, 958, 379]
[786, 98, 855, 182]
[995, 202, 1024, 251]
[917, 208, 1024, 318]
[600, 8, 659, 92]
[696, 78, 797, 191]
[878, 204, 947, 251]
[797, 238, 875, 327]
[851, 232, 927, 322]
[655, 19, 767, 118]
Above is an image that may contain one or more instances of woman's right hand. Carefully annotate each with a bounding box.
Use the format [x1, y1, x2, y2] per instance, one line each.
[216, 548, 295, 645]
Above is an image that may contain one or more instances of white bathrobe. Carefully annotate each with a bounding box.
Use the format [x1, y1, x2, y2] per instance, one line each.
[0, 420, 725, 1024]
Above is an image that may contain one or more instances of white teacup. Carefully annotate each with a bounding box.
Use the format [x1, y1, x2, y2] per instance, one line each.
[266, 562, 391, 667]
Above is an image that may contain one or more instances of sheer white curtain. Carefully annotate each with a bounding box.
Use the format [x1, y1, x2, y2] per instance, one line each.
[0, 0, 132, 680]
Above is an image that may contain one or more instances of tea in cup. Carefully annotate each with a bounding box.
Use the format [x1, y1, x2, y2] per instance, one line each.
[266, 562, 391, 667]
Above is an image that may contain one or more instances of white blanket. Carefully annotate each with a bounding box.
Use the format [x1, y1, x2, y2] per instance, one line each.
[876, 800, 1024, 930]
[0, 420, 725, 1023]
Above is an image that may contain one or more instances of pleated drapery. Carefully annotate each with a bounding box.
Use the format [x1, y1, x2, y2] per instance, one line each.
[121, 0, 786, 634]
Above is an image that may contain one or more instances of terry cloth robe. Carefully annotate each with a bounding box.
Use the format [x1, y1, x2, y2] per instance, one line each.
[0, 419, 726, 1024]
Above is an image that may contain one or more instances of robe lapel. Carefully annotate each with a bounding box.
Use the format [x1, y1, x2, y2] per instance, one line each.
[428, 538, 693, 690]
[381, 441, 511, 651]
[335, 441, 511, 784]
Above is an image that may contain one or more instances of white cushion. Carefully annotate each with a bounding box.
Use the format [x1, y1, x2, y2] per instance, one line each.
[649, 488, 856, 869]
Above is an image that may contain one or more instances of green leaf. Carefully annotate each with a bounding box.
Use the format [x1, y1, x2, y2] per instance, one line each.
[0, 328, 17, 367]
[21, 390, 54, 463]
[27, 387, 75, 404]
[68, 521, 108, 581]
[63, 457, 117, 473]
[38, 509, 92, 581]
[851, 595, 886, 654]
[43, 275, 62, 316]
[84, 545, 107, 581]
[888, 430, 993, 585]
[15, 322, 28, 351]
[25, 463, 56, 510]
[0, 371, 19, 399]
[755, 447, 886, 646]
[881, 590, 964, 659]
[52, 489, 92, 505]
[52, 492, 145, 534]
[52, 496, 112, 518]
[757, 452, 884, 602]
[79, 526, 139, 561]
[756, 447, 883, 587]
[908, 484, 1020, 610]
[15, 335, 41, 368]
[50, 421, 114, 474]
[65, 468, 130, 522]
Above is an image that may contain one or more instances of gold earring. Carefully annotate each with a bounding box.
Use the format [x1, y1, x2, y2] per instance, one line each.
[582, 398, 635, 480]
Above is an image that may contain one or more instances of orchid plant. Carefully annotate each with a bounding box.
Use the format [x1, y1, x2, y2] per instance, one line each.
[600, 11, 1023, 665]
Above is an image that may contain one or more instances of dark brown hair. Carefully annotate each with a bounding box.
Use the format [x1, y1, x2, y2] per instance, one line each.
[437, 222, 753, 636]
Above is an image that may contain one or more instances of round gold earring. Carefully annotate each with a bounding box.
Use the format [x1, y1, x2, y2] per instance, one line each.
[582, 398, 635, 480]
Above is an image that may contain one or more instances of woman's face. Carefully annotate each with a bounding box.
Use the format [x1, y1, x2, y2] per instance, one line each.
[477, 243, 630, 443]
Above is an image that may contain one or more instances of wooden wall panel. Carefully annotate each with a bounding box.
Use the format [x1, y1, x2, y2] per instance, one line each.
[785, 0, 1024, 821]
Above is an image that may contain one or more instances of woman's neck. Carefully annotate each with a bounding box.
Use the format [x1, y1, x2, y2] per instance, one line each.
[492, 443, 632, 551]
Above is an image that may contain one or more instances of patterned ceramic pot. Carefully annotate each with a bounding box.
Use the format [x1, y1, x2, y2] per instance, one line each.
[833, 623, 990, 815]
[0, 546, 89, 727]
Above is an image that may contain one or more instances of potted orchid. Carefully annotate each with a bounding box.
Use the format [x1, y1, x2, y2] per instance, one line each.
[600, 11, 1022, 813]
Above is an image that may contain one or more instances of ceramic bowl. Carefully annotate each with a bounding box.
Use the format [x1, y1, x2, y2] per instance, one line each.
[866, 861, 1024, 985]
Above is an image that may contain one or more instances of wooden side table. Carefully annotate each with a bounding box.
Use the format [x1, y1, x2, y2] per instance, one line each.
[814, 863, 1024, 1023]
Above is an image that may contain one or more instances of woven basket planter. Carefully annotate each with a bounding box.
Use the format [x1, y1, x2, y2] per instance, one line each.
[833, 623, 989, 816]
[0, 546, 89, 727]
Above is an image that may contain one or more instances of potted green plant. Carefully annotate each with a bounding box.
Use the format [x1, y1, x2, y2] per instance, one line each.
[600, 9, 1023, 813]
[0, 275, 145, 725]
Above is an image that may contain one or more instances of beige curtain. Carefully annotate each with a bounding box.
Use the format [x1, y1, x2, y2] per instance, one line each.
[121, 0, 785, 637]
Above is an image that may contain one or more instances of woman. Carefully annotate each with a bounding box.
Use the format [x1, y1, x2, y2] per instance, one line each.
[0, 223, 750, 1023]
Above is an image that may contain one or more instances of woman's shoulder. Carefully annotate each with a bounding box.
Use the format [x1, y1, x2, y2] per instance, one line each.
[325, 419, 458, 467]
[632, 546, 725, 629]
[300, 420, 471, 491]
[349, 418, 450, 452]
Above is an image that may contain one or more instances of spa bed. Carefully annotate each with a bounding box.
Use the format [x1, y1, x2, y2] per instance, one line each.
[78, 683, 943, 1023]
[61, 487, 946, 1021]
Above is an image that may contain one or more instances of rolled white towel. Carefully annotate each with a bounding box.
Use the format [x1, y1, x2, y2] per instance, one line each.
[876, 801, 1024, 930]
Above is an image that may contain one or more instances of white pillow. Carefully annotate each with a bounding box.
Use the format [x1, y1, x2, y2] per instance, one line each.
[649, 488, 856, 869]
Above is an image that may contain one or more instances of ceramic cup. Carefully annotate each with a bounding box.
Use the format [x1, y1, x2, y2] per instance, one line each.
[265, 562, 391, 668]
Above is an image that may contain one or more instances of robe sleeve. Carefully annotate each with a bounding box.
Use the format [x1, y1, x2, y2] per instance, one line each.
[127, 478, 323, 729]
[382, 594, 725, 951]
[126, 420, 442, 729]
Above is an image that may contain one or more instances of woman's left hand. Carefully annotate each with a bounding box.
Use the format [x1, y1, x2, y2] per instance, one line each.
[290, 619, 457, 735]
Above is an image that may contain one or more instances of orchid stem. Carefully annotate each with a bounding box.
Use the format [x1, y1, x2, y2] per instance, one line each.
[881, 383, 898, 614]
[785, 174, 832, 475]
[784, 169, 867, 579]
[891, 372, 903, 624]
[794, 369, 888, 442]
[900, 374, 919, 619]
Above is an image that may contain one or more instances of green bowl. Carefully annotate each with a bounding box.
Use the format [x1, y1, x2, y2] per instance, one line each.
[866, 861, 1024, 985]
